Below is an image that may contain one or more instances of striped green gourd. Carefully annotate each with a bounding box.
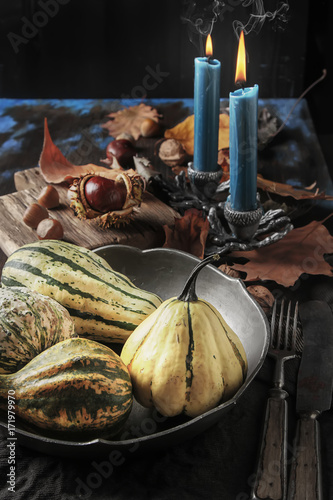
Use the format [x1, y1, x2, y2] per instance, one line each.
[0, 337, 132, 435]
[1, 240, 162, 343]
[0, 286, 76, 374]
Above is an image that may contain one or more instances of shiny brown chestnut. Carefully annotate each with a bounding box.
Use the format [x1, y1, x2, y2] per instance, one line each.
[106, 139, 136, 169]
[68, 172, 145, 228]
[84, 176, 127, 213]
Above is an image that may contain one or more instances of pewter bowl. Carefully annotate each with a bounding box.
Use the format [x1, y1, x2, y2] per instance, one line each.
[0, 246, 269, 458]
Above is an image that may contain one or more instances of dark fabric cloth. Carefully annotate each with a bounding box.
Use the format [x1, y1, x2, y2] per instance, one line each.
[0, 378, 267, 500]
[1, 273, 333, 499]
[1, 358, 332, 500]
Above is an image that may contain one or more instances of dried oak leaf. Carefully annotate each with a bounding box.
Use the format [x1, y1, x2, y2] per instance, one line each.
[39, 118, 119, 184]
[257, 175, 333, 201]
[164, 114, 229, 156]
[101, 103, 161, 140]
[230, 219, 333, 286]
[163, 208, 209, 259]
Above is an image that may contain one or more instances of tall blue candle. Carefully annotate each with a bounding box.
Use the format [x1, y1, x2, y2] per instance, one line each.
[193, 35, 221, 172]
[229, 31, 258, 211]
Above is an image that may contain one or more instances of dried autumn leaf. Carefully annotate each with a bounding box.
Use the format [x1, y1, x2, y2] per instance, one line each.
[230, 219, 333, 286]
[246, 285, 275, 314]
[217, 148, 230, 172]
[101, 103, 161, 140]
[39, 118, 119, 184]
[163, 208, 209, 259]
[218, 263, 241, 278]
[257, 175, 333, 201]
[164, 114, 229, 156]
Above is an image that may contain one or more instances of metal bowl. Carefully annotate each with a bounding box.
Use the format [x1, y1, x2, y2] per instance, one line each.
[0, 246, 269, 458]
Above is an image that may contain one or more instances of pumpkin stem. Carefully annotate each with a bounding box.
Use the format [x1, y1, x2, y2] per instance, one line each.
[177, 254, 220, 302]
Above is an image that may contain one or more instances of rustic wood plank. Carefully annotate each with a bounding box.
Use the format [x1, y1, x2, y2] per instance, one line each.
[0, 167, 179, 257]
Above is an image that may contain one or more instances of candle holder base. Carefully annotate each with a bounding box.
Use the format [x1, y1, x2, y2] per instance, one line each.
[224, 199, 263, 241]
[148, 169, 293, 257]
[187, 162, 223, 200]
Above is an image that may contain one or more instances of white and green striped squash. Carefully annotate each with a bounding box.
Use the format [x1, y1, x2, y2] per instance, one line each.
[1, 240, 162, 343]
[0, 286, 76, 374]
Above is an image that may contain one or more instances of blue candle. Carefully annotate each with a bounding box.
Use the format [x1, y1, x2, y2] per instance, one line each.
[229, 31, 258, 212]
[193, 35, 221, 172]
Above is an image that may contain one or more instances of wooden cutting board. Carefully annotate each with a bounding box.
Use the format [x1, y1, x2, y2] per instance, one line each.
[0, 167, 179, 257]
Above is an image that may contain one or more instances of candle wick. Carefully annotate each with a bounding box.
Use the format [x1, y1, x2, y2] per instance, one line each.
[236, 80, 246, 91]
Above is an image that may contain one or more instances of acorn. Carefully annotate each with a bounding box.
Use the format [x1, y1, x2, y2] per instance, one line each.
[68, 173, 145, 228]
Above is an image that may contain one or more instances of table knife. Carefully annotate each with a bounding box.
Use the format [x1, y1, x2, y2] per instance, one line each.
[288, 300, 333, 500]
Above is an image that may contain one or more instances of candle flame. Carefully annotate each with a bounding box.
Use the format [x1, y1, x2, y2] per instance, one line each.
[206, 34, 213, 57]
[235, 31, 246, 84]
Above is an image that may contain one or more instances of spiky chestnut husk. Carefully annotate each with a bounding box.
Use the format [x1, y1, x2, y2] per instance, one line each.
[68, 172, 145, 228]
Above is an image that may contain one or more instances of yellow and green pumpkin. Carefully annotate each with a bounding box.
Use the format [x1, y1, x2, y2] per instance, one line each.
[121, 254, 248, 418]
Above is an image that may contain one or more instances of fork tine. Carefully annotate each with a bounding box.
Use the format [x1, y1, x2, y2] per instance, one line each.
[276, 298, 284, 348]
[284, 300, 292, 349]
[270, 300, 277, 346]
[290, 301, 299, 351]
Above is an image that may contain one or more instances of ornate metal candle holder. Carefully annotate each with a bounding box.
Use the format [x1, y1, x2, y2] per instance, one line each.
[135, 157, 293, 256]
[223, 194, 263, 241]
[187, 162, 223, 201]
[149, 165, 293, 256]
[206, 201, 293, 257]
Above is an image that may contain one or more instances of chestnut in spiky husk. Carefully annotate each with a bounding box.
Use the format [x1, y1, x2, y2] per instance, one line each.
[68, 172, 145, 228]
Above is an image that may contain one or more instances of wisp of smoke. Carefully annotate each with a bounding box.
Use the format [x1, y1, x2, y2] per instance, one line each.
[181, 0, 224, 54]
[181, 0, 290, 50]
[232, 0, 290, 37]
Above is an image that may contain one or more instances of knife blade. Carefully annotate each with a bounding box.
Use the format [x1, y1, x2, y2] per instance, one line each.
[288, 300, 333, 500]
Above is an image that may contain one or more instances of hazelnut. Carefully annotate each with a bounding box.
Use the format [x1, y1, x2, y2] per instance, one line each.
[23, 203, 49, 229]
[159, 139, 188, 167]
[37, 185, 60, 209]
[36, 218, 64, 240]
[140, 118, 160, 137]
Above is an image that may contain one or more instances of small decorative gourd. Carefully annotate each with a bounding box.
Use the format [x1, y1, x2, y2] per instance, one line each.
[121, 254, 248, 418]
[1, 240, 162, 343]
[0, 338, 133, 436]
[0, 286, 76, 374]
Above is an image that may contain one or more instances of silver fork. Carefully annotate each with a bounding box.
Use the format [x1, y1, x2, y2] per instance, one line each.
[251, 300, 300, 500]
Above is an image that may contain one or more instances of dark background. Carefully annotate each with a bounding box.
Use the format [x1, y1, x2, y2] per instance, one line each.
[0, 0, 332, 177]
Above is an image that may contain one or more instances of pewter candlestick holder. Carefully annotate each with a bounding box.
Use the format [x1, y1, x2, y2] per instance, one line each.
[136, 156, 293, 257]
[223, 194, 263, 241]
[187, 162, 223, 201]
[154, 168, 293, 257]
